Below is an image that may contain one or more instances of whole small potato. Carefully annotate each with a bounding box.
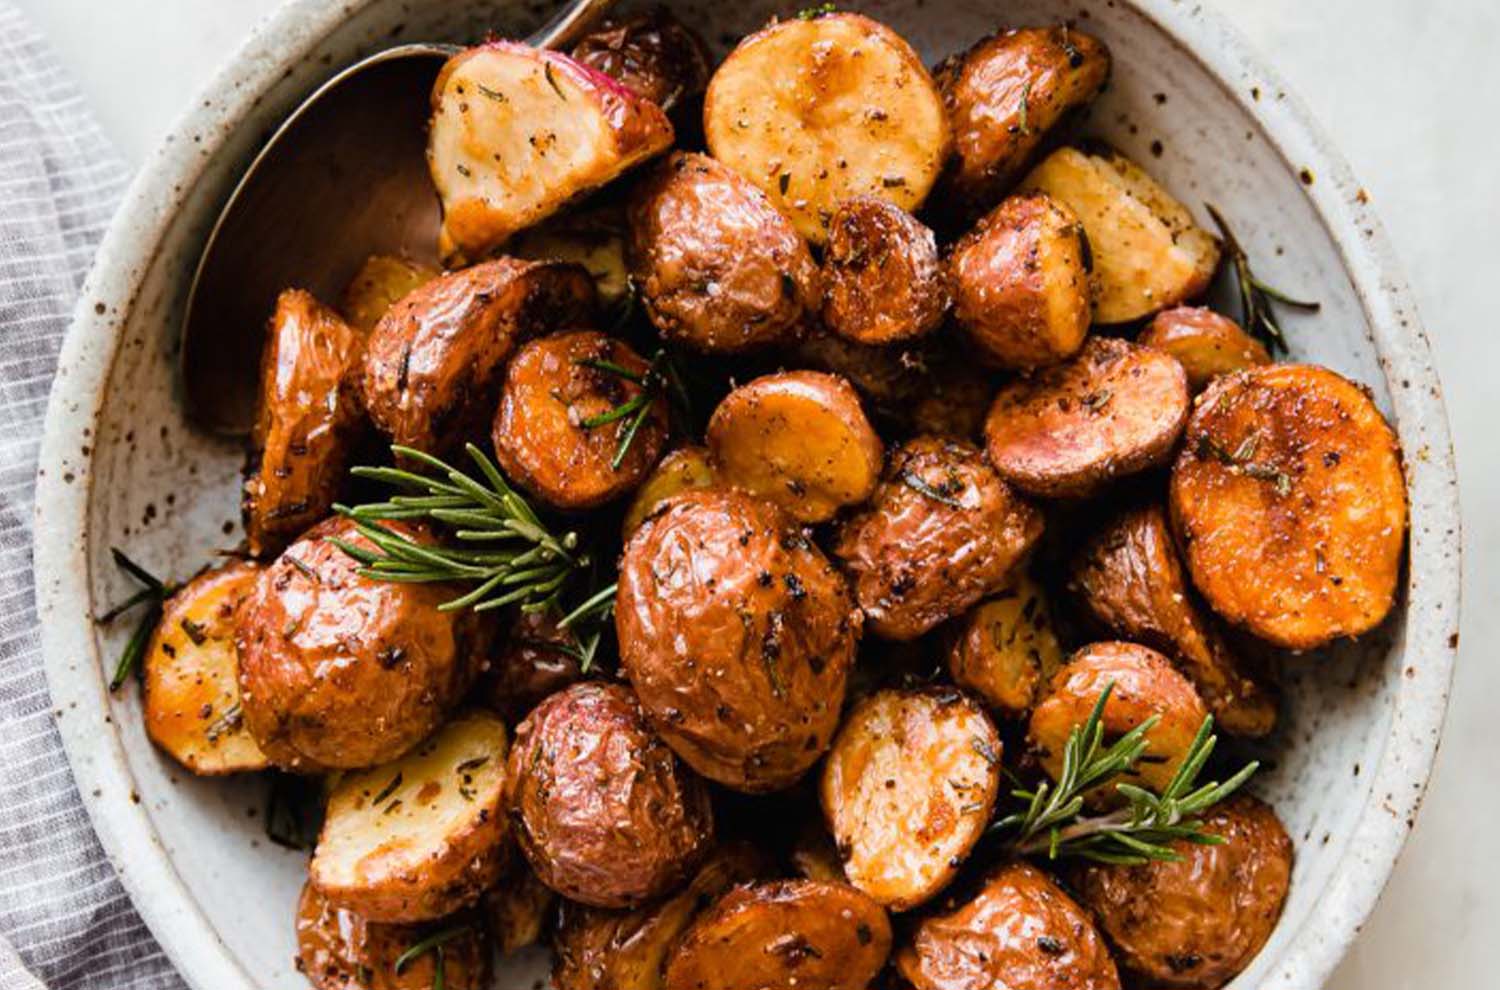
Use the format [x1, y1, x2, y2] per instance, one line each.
[570, 8, 711, 113]
[1139, 306, 1270, 391]
[622, 444, 720, 538]
[944, 571, 1065, 719]
[505, 682, 714, 908]
[480, 608, 585, 724]
[822, 197, 949, 346]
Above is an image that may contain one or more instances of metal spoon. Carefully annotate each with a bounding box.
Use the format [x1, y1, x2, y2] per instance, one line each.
[180, 0, 617, 436]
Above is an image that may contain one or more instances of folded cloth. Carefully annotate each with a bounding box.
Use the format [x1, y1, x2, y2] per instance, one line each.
[0, 3, 186, 988]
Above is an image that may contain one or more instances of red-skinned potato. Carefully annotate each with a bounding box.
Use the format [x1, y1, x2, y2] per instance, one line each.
[480, 608, 585, 724]
[570, 9, 711, 114]
[1139, 306, 1270, 391]
[943, 570, 1066, 719]
[822, 197, 949, 346]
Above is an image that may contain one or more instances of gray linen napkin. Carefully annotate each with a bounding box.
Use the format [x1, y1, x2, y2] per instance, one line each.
[0, 3, 186, 988]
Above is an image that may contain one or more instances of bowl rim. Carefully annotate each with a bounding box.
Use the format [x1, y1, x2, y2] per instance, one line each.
[32, 1, 1460, 988]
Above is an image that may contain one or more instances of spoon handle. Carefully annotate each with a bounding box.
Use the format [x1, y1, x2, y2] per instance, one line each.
[526, 0, 618, 50]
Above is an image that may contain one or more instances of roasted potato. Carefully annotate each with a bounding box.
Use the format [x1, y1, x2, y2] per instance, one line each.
[339, 255, 439, 333]
[907, 361, 995, 440]
[943, 570, 1065, 719]
[492, 331, 670, 510]
[628, 152, 820, 353]
[1020, 146, 1220, 324]
[1070, 503, 1278, 737]
[935, 27, 1112, 221]
[505, 682, 714, 908]
[428, 42, 674, 264]
[949, 192, 1093, 370]
[834, 436, 1044, 640]
[1139, 306, 1270, 391]
[295, 882, 491, 990]
[895, 861, 1120, 990]
[662, 880, 892, 990]
[243, 290, 366, 559]
[570, 8, 711, 114]
[789, 330, 930, 416]
[143, 560, 268, 774]
[616, 489, 861, 792]
[510, 202, 631, 307]
[983, 335, 1190, 498]
[235, 516, 487, 771]
[821, 689, 1001, 910]
[485, 859, 556, 957]
[706, 371, 883, 524]
[481, 608, 585, 724]
[821, 197, 948, 345]
[622, 445, 719, 538]
[1073, 795, 1293, 988]
[361, 258, 595, 457]
[1029, 642, 1209, 798]
[1169, 364, 1407, 649]
[310, 710, 509, 923]
[704, 12, 949, 245]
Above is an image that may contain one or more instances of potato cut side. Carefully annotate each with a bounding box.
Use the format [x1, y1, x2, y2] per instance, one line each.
[339, 254, 439, 333]
[1020, 147, 1219, 324]
[704, 12, 949, 244]
[428, 42, 673, 264]
[509, 202, 631, 307]
[143, 560, 268, 775]
[945, 571, 1065, 719]
[622, 445, 720, 538]
[821, 689, 1001, 910]
[312, 710, 509, 923]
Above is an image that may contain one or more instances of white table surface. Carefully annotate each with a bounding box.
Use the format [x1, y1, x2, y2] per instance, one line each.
[14, 0, 1497, 987]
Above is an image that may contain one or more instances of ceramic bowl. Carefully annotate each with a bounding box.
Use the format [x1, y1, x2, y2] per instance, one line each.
[34, 1, 1460, 988]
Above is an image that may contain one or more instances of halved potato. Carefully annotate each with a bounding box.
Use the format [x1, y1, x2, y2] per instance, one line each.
[821, 689, 1001, 910]
[1139, 306, 1270, 391]
[311, 710, 509, 923]
[706, 371, 883, 523]
[944, 570, 1065, 719]
[704, 11, 950, 244]
[822, 197, 949, 346]
[428, 42, 674, 264]
[484, 860, 555, 957]
[143, 560, 268, 775]
[509, 202, 631, 307]
[622, 444, 719, 538]
[339, 255, 440, 333]
[1020, 146, 1220, 324]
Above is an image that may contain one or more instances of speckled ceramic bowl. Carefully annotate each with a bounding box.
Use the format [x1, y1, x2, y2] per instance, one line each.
[34, 1, 1459, 988]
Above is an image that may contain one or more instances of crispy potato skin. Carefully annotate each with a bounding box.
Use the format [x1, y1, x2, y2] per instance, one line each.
[616, 489, 861, 792]
[983, 335, 1190, 498]
[1169, 364, 1407, 649]
[243, 290, 366, 559]
[143, 560, 269, 774]
[1070, 503, 1277, 737]
[949, 193, 1092, 370]
[571, 9, 710, 113]
[480, 609, 584, 724]
[492, 331, 670, 510]
[361, 258, 595, 457]
[235, 517, 487, 771]
[707, 371, 883, 524]
[295, 883, 490, 990]
[821, 689, 1001, 910]
[822, 197, 948, 346]
[943, 572, 1064, 719]
[895, 861, 1120, 990]
[339, 255, 439, 333]
[1074, 795, 1292, 988]
[834, 437, 1044, 641]
[935, 27, 1111, 221]
[662, 880, 892, 990]
[629, 152, 820, 353]
[622, 445, 719, 538]
[486, 860, 556, 957]
[1139, 307, 1270, 391]
[505, 682, 714, 908]
[1029, 642, 1209, 797]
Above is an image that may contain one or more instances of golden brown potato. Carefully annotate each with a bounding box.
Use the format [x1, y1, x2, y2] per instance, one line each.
[143, 560, 269, 775]
[570, 9, 711, 114]
[616, 489, 861, 792]
[943, 570, 1065, 719]
[1139, 307, 1270, 391]
[704, 12, 949, 245]
[628, 152, 820, 353]
[1029, 642, 1209, 798]
[1020, 146, 1220, 324]
[622, 445, 720, 538]
[822, 197, 948, 345]
[505, 682, 714, 908]
[243, 289, 366, 559]
[1169, 364, 1408, 650]
[895, 861, 1120, 990]
[235, 516, 487, 771]
[361, 258, 595, 457]
[949, 192, 1093, 370]
[706, 371, 883, 524]
[1073, 795, 1293, 988]
[935, 27, 1112, 221]
[311, 710, 509, 923]
[339, 255, 439, 333]
[492, 331, 670, 510]
[485, 859, 555, 957]
[295, 882, 491, 990]
[1070, 503, 1278, 737]
[428, 43, 674, 264]
[983, 335, 1189, 498]
[821, 689, 1001, 910]
[834, 436, 1044, 640]
[481, 608, 585, 724]
[509, 203, 631, 307]
[662, 880, 892, 990]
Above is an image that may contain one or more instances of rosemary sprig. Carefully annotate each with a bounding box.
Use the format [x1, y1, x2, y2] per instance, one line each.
[578, 348, 687, 470]
[796, 2, 837, 19]
[555, 582, 618, 674]
[97, 548, 175, 691]
[394, 924, 471, 989]
[1206, 203, 1320, 354]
